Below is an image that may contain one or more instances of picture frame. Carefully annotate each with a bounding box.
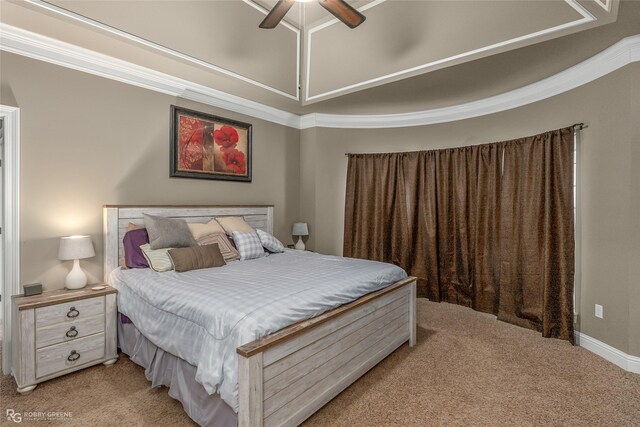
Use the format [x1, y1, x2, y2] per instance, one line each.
[170, 105, 252, 182]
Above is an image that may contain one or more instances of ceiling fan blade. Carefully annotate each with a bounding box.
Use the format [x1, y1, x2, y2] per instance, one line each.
[259, 0, 296, 29]
[318, 0, 366, 29]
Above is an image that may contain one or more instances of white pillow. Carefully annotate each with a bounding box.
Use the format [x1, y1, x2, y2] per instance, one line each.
[256, 229, 285, 253]
[231, 231, 266, 261]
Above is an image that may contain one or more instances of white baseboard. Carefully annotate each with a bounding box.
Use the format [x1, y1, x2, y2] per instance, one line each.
[575, 332, 640, 373]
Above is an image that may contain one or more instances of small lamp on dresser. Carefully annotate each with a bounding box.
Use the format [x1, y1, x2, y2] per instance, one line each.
[58, 235, 95, 289]
[292, 222, 309, 251]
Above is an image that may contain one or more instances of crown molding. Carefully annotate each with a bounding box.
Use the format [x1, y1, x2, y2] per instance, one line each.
[0, 24, 300, 128]
[25, 0, 300, 101]
[0, 24, 639, 130]
[595, 0, 612, 13]
[304, 0, 386, 103]
[299, 34, 640, 129]
[304, 0, 595, 103]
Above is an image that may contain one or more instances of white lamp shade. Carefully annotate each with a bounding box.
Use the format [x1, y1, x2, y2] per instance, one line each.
[292, 222, 309, 236]
[58, 235, 95, 261]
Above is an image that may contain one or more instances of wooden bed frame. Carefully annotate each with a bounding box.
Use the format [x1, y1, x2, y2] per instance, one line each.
[103, 205, 416, 427]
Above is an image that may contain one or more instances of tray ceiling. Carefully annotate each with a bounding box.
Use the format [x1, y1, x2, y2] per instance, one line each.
[8, 0, 619, 107]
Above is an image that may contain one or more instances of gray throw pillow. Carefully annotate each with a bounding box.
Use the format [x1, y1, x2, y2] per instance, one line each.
[143, 213, 197, 250]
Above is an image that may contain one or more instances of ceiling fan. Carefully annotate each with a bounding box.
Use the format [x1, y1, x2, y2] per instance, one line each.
[259, 0, 366, 29]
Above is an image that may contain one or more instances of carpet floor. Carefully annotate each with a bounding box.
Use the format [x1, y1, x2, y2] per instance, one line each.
[2, 300, 639, 426]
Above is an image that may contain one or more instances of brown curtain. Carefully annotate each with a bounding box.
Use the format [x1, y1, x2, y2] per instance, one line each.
[399, 152, 439, 301]
[344, 145, 501, 308]
[343, 127, 575, 342]
[434, 145, 502, 314]
[343, 153, 411, 270]
[498, 128, 575, 342]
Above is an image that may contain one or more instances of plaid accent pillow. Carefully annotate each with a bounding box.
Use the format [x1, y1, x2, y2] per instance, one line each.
[256, 229, 285, 253]
[231, 231, 266, 261]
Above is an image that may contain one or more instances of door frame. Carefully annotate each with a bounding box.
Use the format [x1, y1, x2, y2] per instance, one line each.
[1, 105, 21, 375]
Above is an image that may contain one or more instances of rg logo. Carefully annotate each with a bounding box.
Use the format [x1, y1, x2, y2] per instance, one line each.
[6, 409, 22, 423]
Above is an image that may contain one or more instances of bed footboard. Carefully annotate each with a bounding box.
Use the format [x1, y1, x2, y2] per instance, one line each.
[236, 277, 417, 427]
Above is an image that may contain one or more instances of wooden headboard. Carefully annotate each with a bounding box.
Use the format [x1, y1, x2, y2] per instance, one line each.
[102, 205, 274, 283]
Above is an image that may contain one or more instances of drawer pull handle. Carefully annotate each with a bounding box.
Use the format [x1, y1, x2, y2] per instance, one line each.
[67, 350, 80, 362]
[67, 307, 80, 318]
[65, 326, 78, 338]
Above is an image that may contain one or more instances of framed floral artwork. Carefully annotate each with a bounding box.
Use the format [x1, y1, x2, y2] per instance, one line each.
[170, 106, 252, 182]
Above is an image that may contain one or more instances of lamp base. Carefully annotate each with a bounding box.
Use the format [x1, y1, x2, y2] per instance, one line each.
[294, 236, 306, 251]
[65, 259, 88, 290]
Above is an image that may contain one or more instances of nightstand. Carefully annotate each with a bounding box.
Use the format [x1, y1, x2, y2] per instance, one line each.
[11, 285, 118, 394]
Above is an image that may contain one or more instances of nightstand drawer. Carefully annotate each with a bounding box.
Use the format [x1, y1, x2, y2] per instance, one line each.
[36, 332, 105, 379]
[36, 315, 105, 349]
[35, 296, 104, 327]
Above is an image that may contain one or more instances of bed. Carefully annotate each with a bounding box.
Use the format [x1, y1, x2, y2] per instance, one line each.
[103, 205, 416, 426]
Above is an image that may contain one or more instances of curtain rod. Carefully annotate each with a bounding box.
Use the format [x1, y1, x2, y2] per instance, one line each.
[344, 123, 587, 156]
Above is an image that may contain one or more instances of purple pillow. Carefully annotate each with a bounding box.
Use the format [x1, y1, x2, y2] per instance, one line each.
[123, 228, 150, 268]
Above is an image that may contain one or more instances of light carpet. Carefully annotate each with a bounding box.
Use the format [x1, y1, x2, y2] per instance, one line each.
[2, 300, 639, 426]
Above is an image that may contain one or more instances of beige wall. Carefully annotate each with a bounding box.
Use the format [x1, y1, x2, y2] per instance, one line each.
[300, 64, 640, 356]
[0, 52, 300, 291]
[299, 128, 318, 247]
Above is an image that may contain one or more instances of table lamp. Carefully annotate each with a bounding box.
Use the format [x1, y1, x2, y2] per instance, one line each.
[58, 235, 95, 289]
[292, 222, 309, 251]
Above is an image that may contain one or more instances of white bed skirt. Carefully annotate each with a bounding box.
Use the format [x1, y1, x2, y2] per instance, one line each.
[118, 315, 237, 427]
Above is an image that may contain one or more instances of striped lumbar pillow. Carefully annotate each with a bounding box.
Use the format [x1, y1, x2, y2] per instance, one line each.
[197, 232, 240, 262]
[140, 244, 174, 272]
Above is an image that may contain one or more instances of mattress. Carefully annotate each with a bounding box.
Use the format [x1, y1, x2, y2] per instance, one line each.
[109, 249, 407, 411]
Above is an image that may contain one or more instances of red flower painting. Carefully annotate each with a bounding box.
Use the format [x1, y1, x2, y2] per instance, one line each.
[214, 126, 239, 150]
[172, 106, 251, 182]
[222, 148, 246, 174]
